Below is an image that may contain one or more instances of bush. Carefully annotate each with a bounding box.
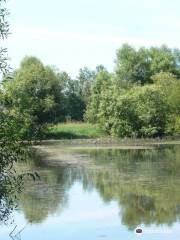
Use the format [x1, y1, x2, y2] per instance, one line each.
[87, 84, 170, 138]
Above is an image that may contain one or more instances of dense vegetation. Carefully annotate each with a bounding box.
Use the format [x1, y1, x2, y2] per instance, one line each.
[0, 5, 180, 142]
[0, 0, 179, 235]
[1, 57, 104, 138]
[0, 0, 23, 224]
[86, 45, 180, 137]
[0, 0, 38, 225]
[1, 44, 180, 139]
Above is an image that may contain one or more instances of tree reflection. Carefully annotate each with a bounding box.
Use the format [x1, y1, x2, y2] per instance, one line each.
[17, 145, 180, 230]
[79, 146, 180, 229]
[19, 166, 69, 223]
[0, 139, 30, 225]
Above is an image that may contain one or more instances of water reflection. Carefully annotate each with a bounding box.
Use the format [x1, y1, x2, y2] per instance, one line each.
[0, 141, 28, 226]
[17, 145, 180, 230]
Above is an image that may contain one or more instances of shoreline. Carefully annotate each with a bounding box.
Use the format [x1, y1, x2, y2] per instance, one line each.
[35, 137, 180, 148]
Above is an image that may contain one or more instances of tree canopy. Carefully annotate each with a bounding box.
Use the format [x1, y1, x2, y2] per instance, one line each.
[1, 44, 180, 138]
[86, 44, 180, 137]
[115, 44, 180, 86]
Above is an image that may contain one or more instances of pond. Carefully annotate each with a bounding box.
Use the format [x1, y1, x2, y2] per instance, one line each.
[1, 142, 180, 239]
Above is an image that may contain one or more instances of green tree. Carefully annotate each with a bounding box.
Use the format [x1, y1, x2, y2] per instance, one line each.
[86, 44, 180, 138]
[0, 0, 9, 74]
[132, 85, 169, 137]
[152, 72, 180, 135]
[0, 1, 36, 224]
[3, 57, 66, 127]
[77, 67, 96, 103]
[57, 71, 85, 121]
[85, 69, 112, 123]
[87, 83, 169, 137]
[115, 44, 151, 86]
[115, 44, 180, 86]
[149, 45, 180, 77]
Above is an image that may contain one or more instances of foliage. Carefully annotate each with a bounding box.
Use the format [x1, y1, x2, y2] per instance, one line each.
[0, 0, 21, 224]
[59, 71, 86, 121]
[85, 69, 112, 123]
[115, 44, 180, 86]
[2, 41, 180, 139]
[0, 1, 39, 225]
[0, 0, 9, 74]
[3, 63, 101, 126]
[86, 45, 180, 138]
[3, 57, 66, 125]
[96, 85, 169, 137]
[152, 72, 180, 135]
[76, 67, 96, 103]
[0, 110, 33, 224]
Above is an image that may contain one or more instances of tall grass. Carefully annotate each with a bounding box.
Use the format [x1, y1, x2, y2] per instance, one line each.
[44, 122, 107, 139]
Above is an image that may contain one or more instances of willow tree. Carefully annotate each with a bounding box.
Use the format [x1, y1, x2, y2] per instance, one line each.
[0, 0, 37, 225]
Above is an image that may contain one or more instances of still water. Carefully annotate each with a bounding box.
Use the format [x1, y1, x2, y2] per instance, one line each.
[1, 143, 180, 239]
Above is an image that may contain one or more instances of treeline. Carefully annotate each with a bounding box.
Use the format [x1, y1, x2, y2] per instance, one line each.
[86, 44, 180, 137]
[0, 56, 102, 138]
[1, 44, 180, 138]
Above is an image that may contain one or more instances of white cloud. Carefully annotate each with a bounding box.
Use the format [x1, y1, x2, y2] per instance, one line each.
[11, 26, 166, 47]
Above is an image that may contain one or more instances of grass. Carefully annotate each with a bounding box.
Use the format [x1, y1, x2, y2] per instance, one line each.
[43, 122, 180, 144]
[44, 122, 107, 139]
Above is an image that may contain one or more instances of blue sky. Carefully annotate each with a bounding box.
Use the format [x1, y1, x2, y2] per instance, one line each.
[5, 0, 180, 77]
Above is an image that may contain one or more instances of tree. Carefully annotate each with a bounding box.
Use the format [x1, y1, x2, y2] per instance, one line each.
[0, 0, 9, 74]
[132, 85, 169, 137]
[149, 45, 180, 77]
[115, 44, 180, 86]
[87, 81, 169, 137]
[152, 72, 180, 135]
[85, 69, 112, 123]
[0, 1, 35, 224]
[115, 44, 151, 86]
[3, 56, 66, 127]
[76, 67, 96, 103]
[58, 71, 85, 121]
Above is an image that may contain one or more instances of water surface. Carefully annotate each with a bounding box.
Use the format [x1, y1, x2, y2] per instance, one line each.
[1, 143, 180, 239]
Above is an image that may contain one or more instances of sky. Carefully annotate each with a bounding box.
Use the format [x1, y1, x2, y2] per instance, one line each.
[4, 0, 180, 77]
